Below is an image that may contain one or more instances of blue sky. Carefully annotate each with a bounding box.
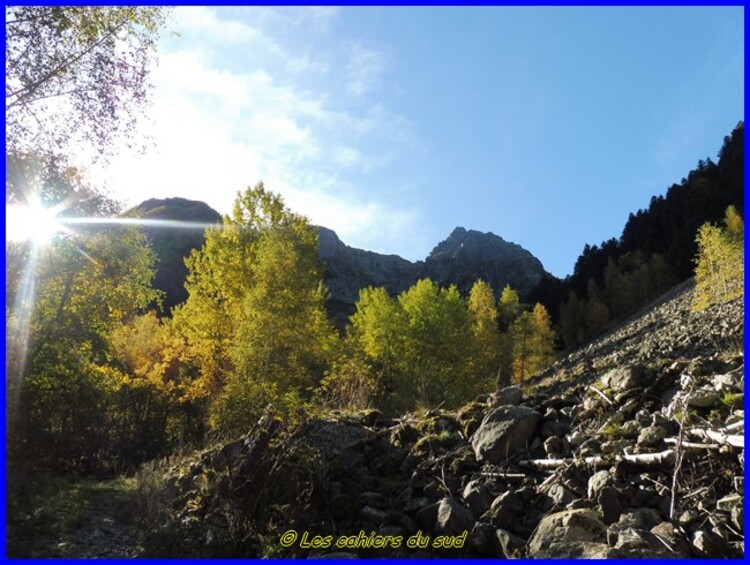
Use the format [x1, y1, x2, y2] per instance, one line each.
[92, 6, 744, 278]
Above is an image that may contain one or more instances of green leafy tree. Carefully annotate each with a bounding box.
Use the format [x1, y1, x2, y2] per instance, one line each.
[348, 286, 405, 397]
[467, 280, 501, 391]
[397, 280, 472, 409]
[12, 225, 161, 470]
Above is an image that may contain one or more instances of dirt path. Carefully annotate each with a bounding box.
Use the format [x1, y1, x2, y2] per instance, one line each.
[7, 475, 142, 558]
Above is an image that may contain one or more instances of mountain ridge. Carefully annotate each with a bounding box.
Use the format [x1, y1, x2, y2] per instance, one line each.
[125, 198, 549, 323]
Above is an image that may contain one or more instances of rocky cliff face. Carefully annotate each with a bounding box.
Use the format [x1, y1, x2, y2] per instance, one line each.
[316, 227, 421, 324]
[318, 226, 548, 325]
[134, 280, 744, 558]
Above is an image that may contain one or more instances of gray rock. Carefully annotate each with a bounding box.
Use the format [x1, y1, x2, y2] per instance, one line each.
[490, 385, 523, 406]
[403, 496, 431, 515]
[532, 542, 613, 558]
[462, 480, 492, 518]
[471, 405, 541, 464]
[466, 522, 495, 556]
[526, 509, 607, 557]
[360, 505, 389, 524]
[543, 435, 565, 457]
[435, 498, 474, 536]
[687, 389, 721, 408]
[415, 501, 440, 532]
[712, 371, 743, 392]
[587, 470, 613, 499]
[360, 491, 388, 509]
[715, 493, 741, 512]
[566, 430, 586, 447]
[731, 503, 743, 531]
[637, 425, 668, 447]
[540, 419, 569, 439]
[691, 529, 735, 557]
[494, 528, 526, 558]
[597, 487, 621, 525]
[650, 521, 691, 556]
[635, 409, 652, 427]
[601, 365, 644, 391]
[619, 420, 641, 438]
[487, 491, 524, 530]
[610, 527, 674, 557]
[548, 482, 577, 508]
[601, 440, 630, 455]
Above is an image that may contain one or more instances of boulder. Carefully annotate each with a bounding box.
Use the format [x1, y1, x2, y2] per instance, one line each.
[466, 522, 495, 556]
[471, 406, 541, 464]
[601, 365, 644, 392]
[486, 490, 524, 530]
[637, 425, 668, 447]
[415, 502, 440, 532]
[526, 509, 607, 557]
[587, 470, 613, 499]
[494, 528, 526, 558]
[489, 385, 523, 407]
[532, 542, 613, 558]
[435, 498, 474, 536]
[462, 480, 492, 518]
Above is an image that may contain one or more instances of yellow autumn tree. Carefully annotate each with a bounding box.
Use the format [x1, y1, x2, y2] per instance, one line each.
[693, 205, 744, 311]
[175, 183, 337, 437]
[511, 303, 556, 383]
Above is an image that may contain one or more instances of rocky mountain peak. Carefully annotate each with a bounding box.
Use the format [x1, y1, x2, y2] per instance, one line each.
[423, 227, 547, 298]
[428, 227, 511, 260]
[316, 225, 548, 326]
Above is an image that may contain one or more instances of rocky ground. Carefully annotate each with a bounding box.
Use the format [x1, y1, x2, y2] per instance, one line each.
[121, 280, 747, 557]
[6, 475, 140, 557]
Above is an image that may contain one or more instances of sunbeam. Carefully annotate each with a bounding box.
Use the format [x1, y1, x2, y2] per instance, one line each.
[5, 210, 222, 417]
[6, 243, 39, 430]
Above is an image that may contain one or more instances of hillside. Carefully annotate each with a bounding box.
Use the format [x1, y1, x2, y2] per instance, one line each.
[130, 279, 743, 558]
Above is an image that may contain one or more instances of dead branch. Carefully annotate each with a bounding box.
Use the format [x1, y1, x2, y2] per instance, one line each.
[687, 427, 744, 448]
[480, 471, 527, 480]
[587, 385, 613, 405]
[520, 450, 676, 469]
[664, 438, 720, 450]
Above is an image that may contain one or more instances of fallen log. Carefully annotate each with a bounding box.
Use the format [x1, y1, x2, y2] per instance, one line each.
[687, 427, 744, 448]
[519, 449, 676, 469]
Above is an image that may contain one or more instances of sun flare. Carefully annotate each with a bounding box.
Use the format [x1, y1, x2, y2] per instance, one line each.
[6, 197, 67, 245]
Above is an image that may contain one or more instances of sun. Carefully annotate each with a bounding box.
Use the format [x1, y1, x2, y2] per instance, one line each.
[6, 196, 67, 245]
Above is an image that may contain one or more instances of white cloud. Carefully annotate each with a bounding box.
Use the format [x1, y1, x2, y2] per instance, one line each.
[346, 44, 390, 97]
[88, 7, 420, 257]
[171, 6, 266, 45]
